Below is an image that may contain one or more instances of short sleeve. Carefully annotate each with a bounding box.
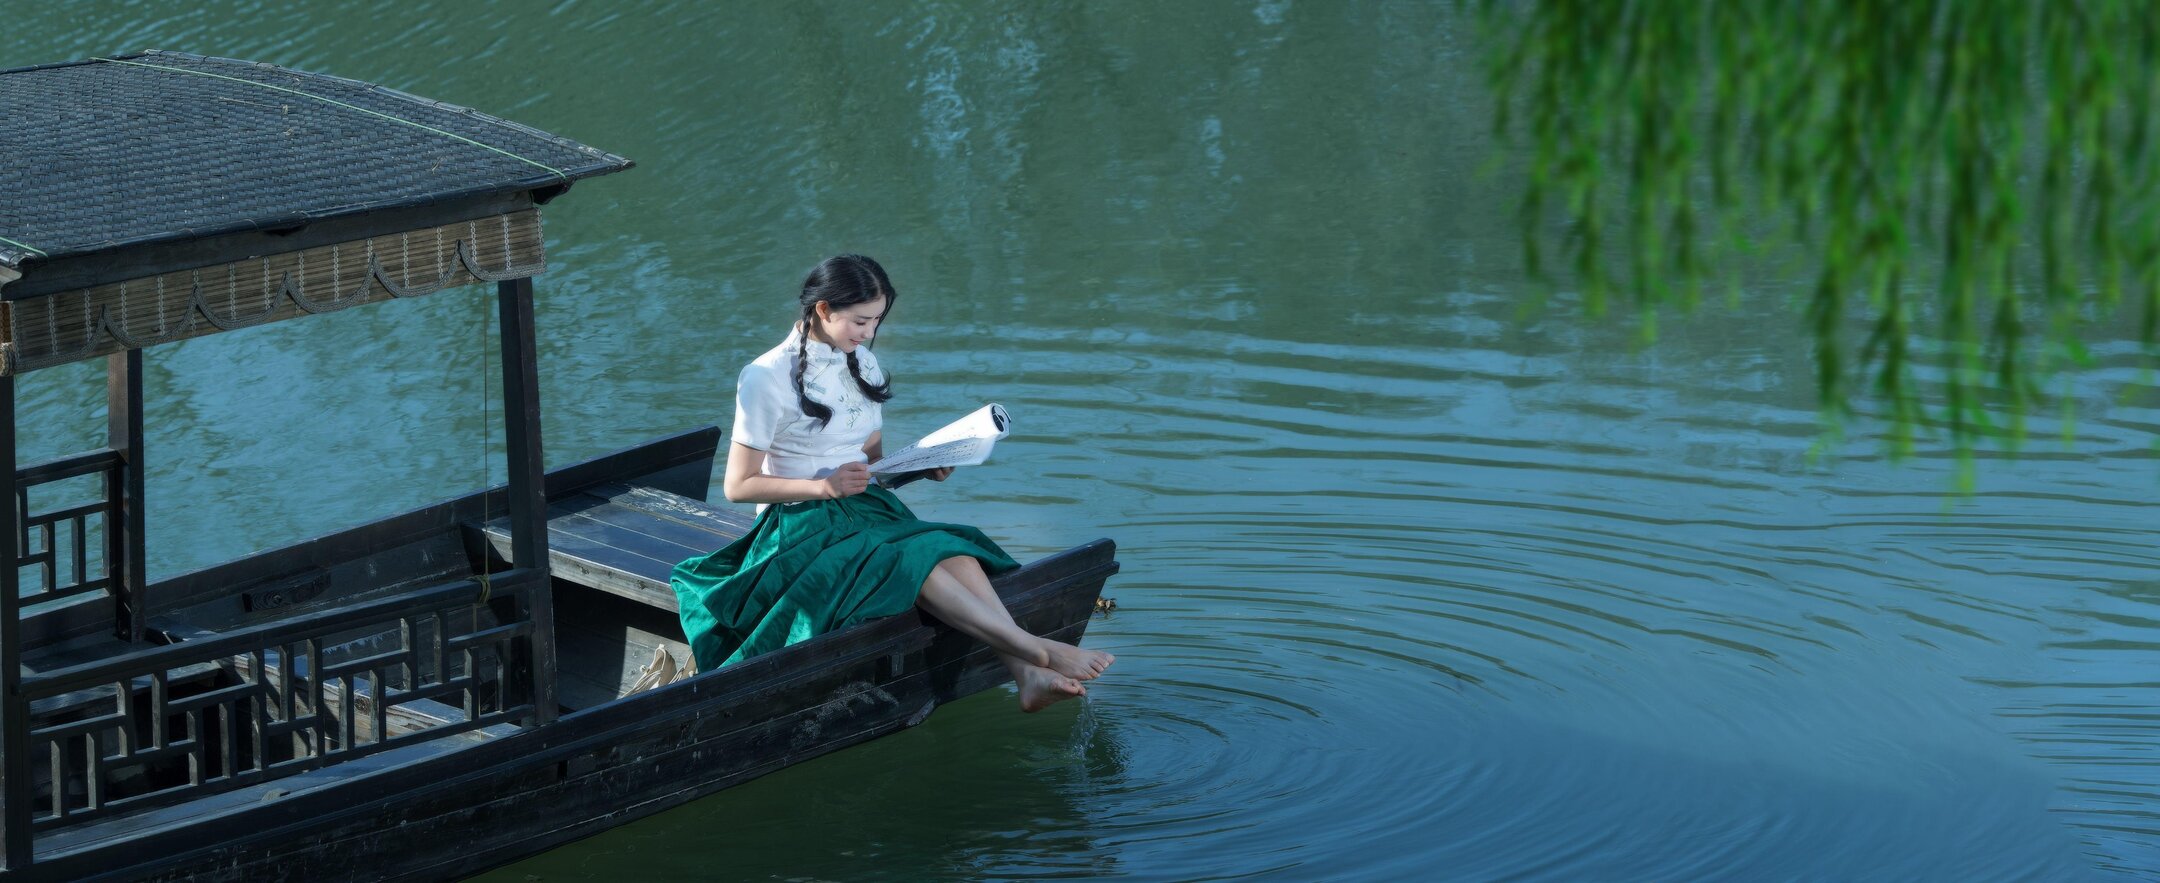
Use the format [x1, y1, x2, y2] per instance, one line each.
[730, 362, 796, 450]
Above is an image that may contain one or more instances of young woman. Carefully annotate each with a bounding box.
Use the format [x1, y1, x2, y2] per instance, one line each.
[671, 254, 1113, 712]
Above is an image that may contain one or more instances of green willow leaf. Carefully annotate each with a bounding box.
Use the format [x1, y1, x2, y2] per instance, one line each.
[1479, 0, 2160, 475]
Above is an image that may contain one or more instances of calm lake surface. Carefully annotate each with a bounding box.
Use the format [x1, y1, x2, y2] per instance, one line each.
[13, 2, 2160, 880]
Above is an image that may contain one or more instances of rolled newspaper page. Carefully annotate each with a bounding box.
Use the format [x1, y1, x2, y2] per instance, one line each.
[868, 403, 1010, 476]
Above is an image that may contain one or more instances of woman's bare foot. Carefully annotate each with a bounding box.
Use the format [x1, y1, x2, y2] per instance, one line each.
[1017, 664, 1086, 713]
[1041, 640, 1114, 681]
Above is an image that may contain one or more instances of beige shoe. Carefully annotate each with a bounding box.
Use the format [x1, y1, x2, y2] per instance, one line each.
[626, 644, 678, 695]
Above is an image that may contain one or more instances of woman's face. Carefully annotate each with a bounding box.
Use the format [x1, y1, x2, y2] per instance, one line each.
[813, 296, 886, 353]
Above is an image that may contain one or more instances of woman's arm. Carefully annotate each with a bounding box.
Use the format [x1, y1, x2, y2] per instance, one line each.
[722, 442, 868, 503]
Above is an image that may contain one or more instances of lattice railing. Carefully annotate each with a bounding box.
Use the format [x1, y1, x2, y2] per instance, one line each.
[14, 450, 119, 605]
[18, 570, 541, 831]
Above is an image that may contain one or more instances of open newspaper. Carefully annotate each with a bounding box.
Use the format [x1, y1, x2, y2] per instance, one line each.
[869, 403, 1010, 487]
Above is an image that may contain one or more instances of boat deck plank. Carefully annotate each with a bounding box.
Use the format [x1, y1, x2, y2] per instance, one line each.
[565, 500, 732, 553]
[475, 485, 751, 614]
[552, 507, 708, 566]
[507, 528, 677, 611]
[592, 482, 757, 535]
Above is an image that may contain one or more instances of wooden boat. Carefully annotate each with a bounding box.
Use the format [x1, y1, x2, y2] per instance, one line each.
[0, 52, 1117, 881]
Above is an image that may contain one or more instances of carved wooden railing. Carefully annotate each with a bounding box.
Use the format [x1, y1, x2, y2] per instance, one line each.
[16, 569, 542, 832]
[14, 450, 122, 607]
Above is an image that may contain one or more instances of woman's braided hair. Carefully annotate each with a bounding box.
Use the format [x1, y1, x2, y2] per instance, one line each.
[793, 254, 896, 427]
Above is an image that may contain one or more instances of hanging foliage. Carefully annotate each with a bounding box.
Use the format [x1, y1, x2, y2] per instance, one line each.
[1480, 0, 2160, 481]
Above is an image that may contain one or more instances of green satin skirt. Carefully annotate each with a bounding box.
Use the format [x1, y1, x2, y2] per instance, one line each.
[672, 484, 1020, 672]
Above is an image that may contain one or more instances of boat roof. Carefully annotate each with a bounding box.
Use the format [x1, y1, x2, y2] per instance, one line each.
[0, 51, 632, 375]
[0, 51, 631, 281]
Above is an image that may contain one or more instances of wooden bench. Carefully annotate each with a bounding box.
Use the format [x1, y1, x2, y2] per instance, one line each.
[474, 482, 755, 613]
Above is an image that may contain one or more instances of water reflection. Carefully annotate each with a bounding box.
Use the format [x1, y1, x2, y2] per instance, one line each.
[503, 699, 1126, 879]
[8, 1, 2158, 879]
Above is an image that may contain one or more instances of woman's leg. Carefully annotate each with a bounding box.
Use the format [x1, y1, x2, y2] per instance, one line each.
[937, 559, 1044, 687]
[916, 566, 1085, 711]
[916, 563, 1050, 665]
[931, 556, 1114, 681]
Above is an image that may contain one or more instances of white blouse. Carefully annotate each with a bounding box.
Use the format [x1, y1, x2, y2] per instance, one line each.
[731, 327, 885, 486]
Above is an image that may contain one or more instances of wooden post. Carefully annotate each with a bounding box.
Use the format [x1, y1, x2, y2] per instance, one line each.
[0, 374, 30, 868]
[496, 278, 555, 724]
[107, 350, 146, 643]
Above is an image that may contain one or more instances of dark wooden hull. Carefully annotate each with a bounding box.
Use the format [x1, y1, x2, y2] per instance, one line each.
[12, 429, 1116, 882]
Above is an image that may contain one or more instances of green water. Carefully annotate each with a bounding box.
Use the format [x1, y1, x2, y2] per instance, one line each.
[10, 2, 2158, 879]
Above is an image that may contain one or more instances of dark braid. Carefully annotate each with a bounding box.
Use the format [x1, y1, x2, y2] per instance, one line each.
[842, 349, 885, 403]
[792, 308, 825, 426]
[792, 254, 898, 428]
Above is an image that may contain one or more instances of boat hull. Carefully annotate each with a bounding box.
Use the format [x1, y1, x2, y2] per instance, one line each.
[15, 430, 1116, 882]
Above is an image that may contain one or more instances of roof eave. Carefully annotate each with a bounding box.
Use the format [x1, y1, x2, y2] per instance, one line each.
[5, 189, 555, 301]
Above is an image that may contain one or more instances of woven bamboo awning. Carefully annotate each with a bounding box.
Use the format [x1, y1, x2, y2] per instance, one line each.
[0, 51, 633, 376]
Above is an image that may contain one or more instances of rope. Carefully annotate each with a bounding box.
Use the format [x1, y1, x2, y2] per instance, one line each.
[0, 235, 44, 257]
[99, 57, 571, 182]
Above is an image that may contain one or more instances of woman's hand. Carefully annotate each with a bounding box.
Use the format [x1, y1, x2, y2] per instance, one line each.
[823, 462, 873, 498]
[927, 467, 955, 482]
